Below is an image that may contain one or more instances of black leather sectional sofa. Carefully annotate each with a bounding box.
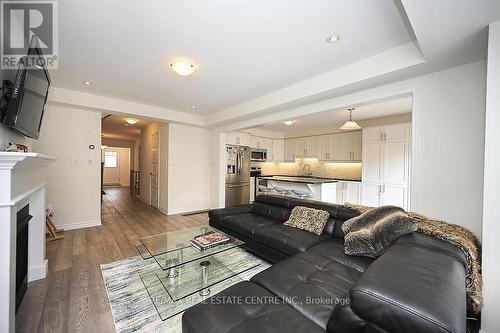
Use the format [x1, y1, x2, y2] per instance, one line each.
[182, 195, 467, 333]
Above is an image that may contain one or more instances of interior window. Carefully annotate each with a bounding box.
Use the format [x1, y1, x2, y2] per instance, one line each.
[104, 151, 118, 168]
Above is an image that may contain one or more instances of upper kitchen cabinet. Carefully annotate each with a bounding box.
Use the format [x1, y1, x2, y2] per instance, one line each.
[363, 123, 410, 143]
[318, 134, 339, 161]
[339, 131, 362, 162]
[250, 136, 272, 151]
[271, 139, 285, 162]
[284, 138, 297, 161]
[226, 132, 250, 146]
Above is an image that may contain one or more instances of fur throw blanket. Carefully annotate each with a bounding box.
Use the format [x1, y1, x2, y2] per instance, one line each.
[344, 203, 482, 315]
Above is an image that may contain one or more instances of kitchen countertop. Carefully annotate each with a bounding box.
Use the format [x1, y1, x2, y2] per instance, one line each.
[258, 175, 361, 184]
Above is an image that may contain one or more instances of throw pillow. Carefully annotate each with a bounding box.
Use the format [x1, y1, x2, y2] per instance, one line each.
[284, 206, 330, 235]
[342, 206, 416, 258]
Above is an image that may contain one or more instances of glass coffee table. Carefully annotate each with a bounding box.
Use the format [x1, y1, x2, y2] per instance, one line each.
[137, 226, 261, 320]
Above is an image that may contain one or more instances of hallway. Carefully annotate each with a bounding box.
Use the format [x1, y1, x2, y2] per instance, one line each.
[16, 187, 208, 333]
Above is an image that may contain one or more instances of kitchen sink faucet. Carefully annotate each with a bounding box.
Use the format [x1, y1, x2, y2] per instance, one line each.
[302, 164, 312, 176]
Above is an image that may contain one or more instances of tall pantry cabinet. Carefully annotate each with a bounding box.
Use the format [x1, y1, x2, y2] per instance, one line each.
[361, 123, 411, 210]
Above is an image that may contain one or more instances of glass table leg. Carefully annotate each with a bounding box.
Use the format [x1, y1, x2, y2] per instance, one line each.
[165, 258, 179, 278]
[199, 260, 211, 296]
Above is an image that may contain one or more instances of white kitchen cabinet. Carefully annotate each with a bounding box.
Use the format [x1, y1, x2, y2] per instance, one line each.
[362, 143, 382, 183]
[305, 136, 319, 157]
[361, 183, 382, 207]
[250, 136, 260, 148]
[336, 181, 361, 204]
[361, 123, 410, 209]
[295, 138, 306, 156]
[226, 132, 250, 146]
[284, 138, 296, 161]
[346, 182, 361, 204]
[271, 139, 284, 162]
[339, 131, 362, 161]
[318, 135, 329, 160]
[385, 123, 410, 142]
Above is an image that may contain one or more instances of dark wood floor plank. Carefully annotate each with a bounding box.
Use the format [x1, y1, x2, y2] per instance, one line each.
[16, 186, 208, 332]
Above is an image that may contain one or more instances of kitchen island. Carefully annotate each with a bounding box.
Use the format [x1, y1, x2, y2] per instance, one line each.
[256, 175, 361, 204]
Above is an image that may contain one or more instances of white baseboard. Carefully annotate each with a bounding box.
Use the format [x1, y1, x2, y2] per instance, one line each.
[59, 219, 102, 231]
[159, 207, 168, 215]
[137, 196, 150, 205]
[28, 259, 48, 282]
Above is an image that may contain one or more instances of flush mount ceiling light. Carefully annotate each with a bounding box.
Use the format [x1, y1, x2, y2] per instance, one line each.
[283, 120, 295, 126]
[326, 34, 340, 43]
[170, 61, 196, 76]
[125, 118, 138, 125]
[340, 108, 362, 130]
[83, 80, 92, 85]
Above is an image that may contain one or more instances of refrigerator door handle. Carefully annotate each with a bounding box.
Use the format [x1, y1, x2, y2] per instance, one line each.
[227, 184, 248, 188]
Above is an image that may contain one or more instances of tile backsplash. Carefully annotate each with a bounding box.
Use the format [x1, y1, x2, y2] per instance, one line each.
[257, 158, 362, 180]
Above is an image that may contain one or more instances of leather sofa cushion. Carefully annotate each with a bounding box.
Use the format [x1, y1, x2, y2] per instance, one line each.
[251, 202, 291, 221]
[307, 239, 374, 273]
[395, 232, 467, 268]
[251, 251, 363, 329]
[350, 243, 466, 333]
[209, 204, 253, 227]
[253, 225, 330, 256]
[255, 194, 296, 208]
[182, 281, 325, 333]
[220, 213, 280, 239]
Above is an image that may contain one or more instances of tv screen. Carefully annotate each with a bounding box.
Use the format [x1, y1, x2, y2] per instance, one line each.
[2, 38, 51, 139]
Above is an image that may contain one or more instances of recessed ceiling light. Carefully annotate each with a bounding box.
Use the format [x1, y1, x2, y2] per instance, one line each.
[191, 105, 196, 110]
[83, 80, 92, 85]
[125, 118, 138, 125]
[170, 62, 196, 76]
[283, 120, 295, 126]
[326, 35, 340, 43]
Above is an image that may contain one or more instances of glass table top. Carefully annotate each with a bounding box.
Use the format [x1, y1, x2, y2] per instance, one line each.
[139, 226, 244, 270]
[140, 247, 262, 321]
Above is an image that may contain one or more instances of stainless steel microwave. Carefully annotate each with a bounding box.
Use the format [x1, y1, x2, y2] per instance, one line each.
[250, 148, 267, 162]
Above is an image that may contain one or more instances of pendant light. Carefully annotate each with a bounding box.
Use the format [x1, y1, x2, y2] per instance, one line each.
[340, 108, 361, 130]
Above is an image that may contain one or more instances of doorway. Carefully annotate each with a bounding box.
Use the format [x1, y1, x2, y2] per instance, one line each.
[103, 147, 131, 186]
[150, 132, 159, 208]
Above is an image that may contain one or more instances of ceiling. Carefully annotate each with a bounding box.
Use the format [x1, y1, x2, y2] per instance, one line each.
[101, 115, 151, 141]
[255, 96, 412, 133]
[52, 0, 412, 114]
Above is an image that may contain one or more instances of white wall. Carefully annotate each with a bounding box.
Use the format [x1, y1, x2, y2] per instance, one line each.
[168, 123, 211, 214]
[213, 61, 486, 238]
[480, 21, 500, 333]
[33, 104, 101, 230]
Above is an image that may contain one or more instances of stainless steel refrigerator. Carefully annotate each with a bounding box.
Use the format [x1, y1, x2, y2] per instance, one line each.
[225, 145, 250, 207]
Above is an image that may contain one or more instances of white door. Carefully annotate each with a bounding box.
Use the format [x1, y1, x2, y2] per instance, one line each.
[381, 184, 407, 209]
[103, 149, 120, 185]
[150, 132, 159, 208]
[361, 183, 381, 207]
[384, 142, 408, 185]
[363, 143, 382, 183]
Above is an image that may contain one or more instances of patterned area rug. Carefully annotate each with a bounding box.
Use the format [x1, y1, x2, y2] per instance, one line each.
[101, 252, 270, 333]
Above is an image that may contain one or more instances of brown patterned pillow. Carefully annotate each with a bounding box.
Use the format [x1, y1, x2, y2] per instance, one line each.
[284, 206, 330, 235]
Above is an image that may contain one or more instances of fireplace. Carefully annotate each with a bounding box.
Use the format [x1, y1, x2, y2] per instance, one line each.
[15, 204, 32, 312]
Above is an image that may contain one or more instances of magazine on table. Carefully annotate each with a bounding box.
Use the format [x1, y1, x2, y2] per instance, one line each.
[190, 231, 231, 251]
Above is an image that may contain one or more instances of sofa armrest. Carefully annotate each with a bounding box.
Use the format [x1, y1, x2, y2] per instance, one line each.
[208, 204, 253, 227]
[350, 244, 466, 333]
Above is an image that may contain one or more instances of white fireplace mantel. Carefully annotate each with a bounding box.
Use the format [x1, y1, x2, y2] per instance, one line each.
[0, 151, 55, 333]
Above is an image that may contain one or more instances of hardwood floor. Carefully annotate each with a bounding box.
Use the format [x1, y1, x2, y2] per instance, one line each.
[16, 187, 208, 333]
